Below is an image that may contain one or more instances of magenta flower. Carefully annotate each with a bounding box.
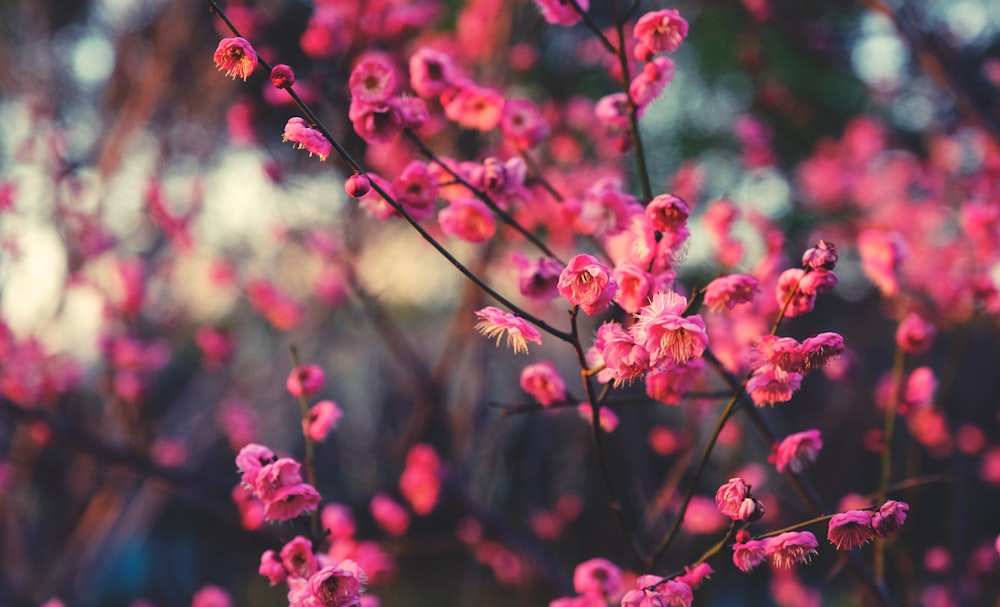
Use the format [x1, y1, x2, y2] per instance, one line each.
[896, 312, 936, 354]
[263, 482, 322, 521]
[303, 400, 343, 442]
[501, 99, 550, 149]
[409, 48, 459, 98]
[596, 322, 651, 386]
[253, 457, 304, 502]
[620, 589, 670, 607]
[515, 255, 564, 301]
[675, 563, 713, 589]
[631, 291, 708, 365]
[191, 585, 232, 607]
[213, 37, 257, 81]
[746, 367, 802, 406]
[827, 510, 877, 550]
[443, 83, 505, 131]
[613, 264, 653, 315]
[715, 477, 751, 520]
[644, 359, 704, 406]
[345, 173, 371, 198]
[595, 93, 630, 130]
[775, 268, 817, 317]
[280, 535, 318, 579]
[520, 361, 566, 407]
[258, 549, 288, 586]
[439, 198, 496, 243]
[802, 239, 838, 270]
[282, 117, 332, 161]
[732, 539, 768, 573]
[557, 254, 618, 316]
[370, 493, 410, 537]
[765, 531, 819, 568]
[400, 443, 442, 515]
[872, 500, 909, 537]
[770, 429, 823, 473]
[287, 364, 325, 398]
[349, 99, 404, 144]
[392, 160, 439, 221]
[270, 64, 295, 89]
[474, 306, 542, 355]
[703, 274, 759, 310]
[235, 443, 275, 487]
[533, 0, 589, 26]
[629, 57, 675, 114]
[573, 557, 623, 598]
[348, 57, 398, 104]
[307, 560, 368, 607]
[633, 9, 689, 53]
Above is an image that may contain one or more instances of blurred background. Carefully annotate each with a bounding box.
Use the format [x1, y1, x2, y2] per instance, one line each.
[1, 0, 1000, 605]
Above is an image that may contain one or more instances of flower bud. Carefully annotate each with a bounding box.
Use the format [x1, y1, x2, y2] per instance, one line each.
[270, 64, 295, 89]
[345, 173, 372, 198]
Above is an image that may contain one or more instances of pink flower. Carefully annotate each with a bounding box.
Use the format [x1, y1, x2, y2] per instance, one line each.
[501, 99, 550, 149]
[443, 83, 505, 131]
[644, 360, 703, 406]
[633, 9, 689, 53]
[858, 229, 906, 297]
[732, 539, 768, 572]
[280, 536, 318, 579]
[765, 531, 819, 568]
[576, 177, 641, 236]
[349, 57, 399, 104]
[322, 503, 357, 540]
[303, 400, 343, 442]
[345, 173, 372, 198]
[474, 306, 542, 355]
[282, 117, 332, 161]
[307, 560, 368, 607]
[770, 429, 822, 473]
[515, 255, 564, 301]
[620, 589, 669, 607]
[896, 313, 936, 354]
[801, 239, 837, 270]
[191, 585, 232, 607]
[520, 361, 566, 406]
[595, 93, 630, 130]
[287, 364, 325, 398]
[750, 335, 805, 377]
[651, 579, 694, 607]
[557, 254, 618, 315]
[676, 563, 712, 589]
[264, 483, 322, 521]
[827, 510, 876, 550]
[631, 291, 708, 365]
[746, 367, 802, 406]
[357, 173, 397, 220]
[392, 160, 439, 221]
[400, 443, 442, 515]
[439, 198, 496, 242]
[800, 332, 844, 370]
[259, 549, 288, 585]
[270, 64, 295, 89]
[703, 274, 759, 310]
[533, 0, 589, 26]
[253, 457, 304, 501]
[235, 443, 275, 487]
[629, 57, 675, 113]
[595, 322, 651, 386]
[613, 263, 653, 314]
[213, 37, 257, 81]
[872, 500, 909, 537]
[573, 557, 623, 598]
[715, 477, 751, 520]
[349, 99, 404, 144]
[370, 493, 410, 537]
[775, 268, 816, 317]
[409, 48, 459, 98]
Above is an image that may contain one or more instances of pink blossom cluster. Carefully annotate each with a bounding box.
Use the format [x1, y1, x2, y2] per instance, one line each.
[235, 444, 321, 521]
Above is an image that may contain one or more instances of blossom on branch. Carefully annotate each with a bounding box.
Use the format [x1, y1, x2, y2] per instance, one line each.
[213, 37, 257, 81]
[474, 306, 542, 355]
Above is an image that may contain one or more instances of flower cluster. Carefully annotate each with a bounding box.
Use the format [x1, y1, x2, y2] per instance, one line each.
[235, 444, 321, 521]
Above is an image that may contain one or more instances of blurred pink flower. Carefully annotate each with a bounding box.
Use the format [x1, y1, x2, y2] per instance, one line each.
[307, 560, 368, 607]
[770, 429, 822, 473]
[703, 274, 759, 311]
[287, 364, 326, 398]
[282, 117, 332, 160]
[520, 361, 566, 406]
[633, 9, 689, 53]
[896, 313, 936, 355]
[304, 400, 343, 442]
[439, 198, 496, 242]
[280, 536, 318, 579]
[370, 493, 410, 537]
[573, 557, 623, 598]
[349, 57, 399, 104]
[259, 549, 288, 586]
[533, 0, 589, 26]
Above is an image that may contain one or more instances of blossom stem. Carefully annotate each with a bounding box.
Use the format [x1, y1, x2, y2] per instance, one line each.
[567, 0, 617, 54]
[569, 307, 646, 566]
[615, 23, 653, 203]
[520, 149, 565, 202]
[289, 345, 321, 541]
[875, 345, 906, 581]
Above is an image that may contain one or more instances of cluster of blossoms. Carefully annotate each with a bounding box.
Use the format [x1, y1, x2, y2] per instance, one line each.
[258, 535, 369, 607]
[827, 500, 910, 550]
[235, 443, 321, 521]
